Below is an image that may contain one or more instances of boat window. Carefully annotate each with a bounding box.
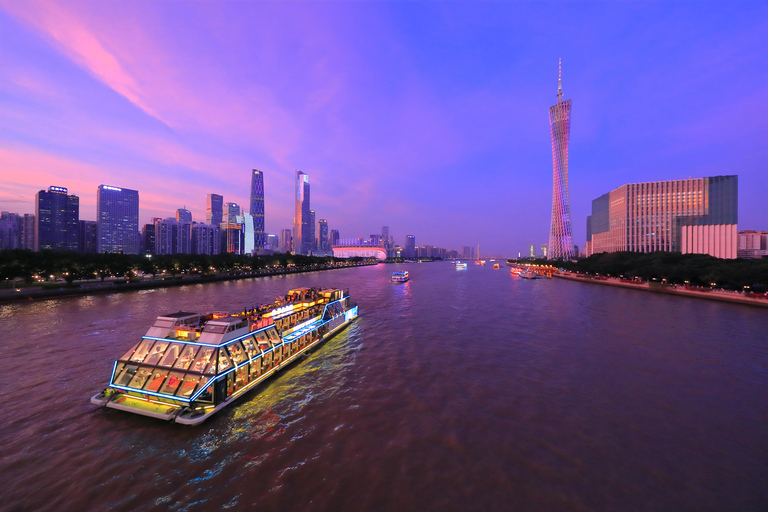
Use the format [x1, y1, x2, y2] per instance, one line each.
[119, 342, 140, 361]
[254, 331, 269, 344]
[130, 339, 155, 363]
[143, 340, 169, 366]
[175, 374, 202, 398]
[249, 357, 262, 379]
[143, 370, 170, 392]
[113, 364, 138, 386]
[158, 371, 185, 395]
[266, 328, 280, 343]
[195, 378, 212, 402]
[190, 347, 215, 373]
[127, 367, 153, 389]
[158, 343, 183, 367]
[226, 342, 247, 364]
[241, 336, 259, 359]
[234, 366, 248, 391]
[218, 350, 233, 373]
[173, 345, 200, 370]
[203, 324, 227, 334]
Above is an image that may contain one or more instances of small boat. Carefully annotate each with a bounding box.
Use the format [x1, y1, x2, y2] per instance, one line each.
[520, 270, 541, 279]
[456, 262, 468, 270]
[392, 271, 409, 283]
[493, 263, 500, 269]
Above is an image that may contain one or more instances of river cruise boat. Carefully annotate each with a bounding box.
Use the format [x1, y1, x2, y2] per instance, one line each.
[392, 271, 409, 283]
[519, 270, 541, 279]
[91, 287, 358, 425]
[456, 262, 468, 270]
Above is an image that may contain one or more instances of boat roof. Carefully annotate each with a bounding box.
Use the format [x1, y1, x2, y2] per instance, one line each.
[160, 311, 200, 319]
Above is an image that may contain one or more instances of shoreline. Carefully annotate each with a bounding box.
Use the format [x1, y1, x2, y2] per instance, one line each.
[0, 262, 377, 304]
[554, 272, 768, 308]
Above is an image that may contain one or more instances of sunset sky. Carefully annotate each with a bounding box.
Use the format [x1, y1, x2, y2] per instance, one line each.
[1, 1, 766, 256]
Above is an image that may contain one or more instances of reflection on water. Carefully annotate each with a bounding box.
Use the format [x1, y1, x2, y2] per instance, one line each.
[0, 264, 767, 512]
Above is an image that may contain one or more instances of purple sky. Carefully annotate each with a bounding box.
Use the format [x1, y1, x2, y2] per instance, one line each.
[1, 1, 766, 256]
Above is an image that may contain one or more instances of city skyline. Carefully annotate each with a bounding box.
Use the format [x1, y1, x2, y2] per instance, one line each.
[1, 2, 766, 256]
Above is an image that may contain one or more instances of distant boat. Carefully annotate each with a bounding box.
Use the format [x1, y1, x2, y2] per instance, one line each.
[520, 270, 541, 279]
[493, 263, 500, 269]
[456, 262, 468, 270]
[392, 271, 409, 283]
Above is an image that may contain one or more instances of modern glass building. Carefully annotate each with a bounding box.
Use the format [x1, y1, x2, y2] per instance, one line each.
[548, 59, 575, 260]
[206, 194, 223, 226]
[586, 175, 738, 259]
[293, 171, 311, 255]
[404, 235, 416, 259]
[97, 185, 139, 254]
[317, 219, 329, 253]
[35, 186, 79, 251]
[250, 170, 265, 251]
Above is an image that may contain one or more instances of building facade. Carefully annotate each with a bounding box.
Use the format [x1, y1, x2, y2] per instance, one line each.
[293, 171, 311, 254]
[280, 228, 292, 253]
[586, 175, 738, 259]
[737, 230, 768, 259]
[206, 194, 223, 226]
[250, 169, 265, 251]
[97, 185, 139, 254]
[35, 186, 79, 251]
[191, 223, 220, 255]
[79, 220, 97, 253]
[0, 212, 22, 250]
[176, 208, 192, 223]
[404, 235, 416, 258]
[548, 59, 575, 260]
[317, 219, 329, 253]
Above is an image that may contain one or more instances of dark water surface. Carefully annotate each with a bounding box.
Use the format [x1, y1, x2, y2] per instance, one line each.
[1, 263, 766, 511]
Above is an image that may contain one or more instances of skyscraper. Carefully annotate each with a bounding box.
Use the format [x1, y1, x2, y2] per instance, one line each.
[293, 170, 311, 255]
[223, 202, 240, 224]
[250, 170, 265, 250]
[176, 208, 192, 223]
[280, 228, 293, 253]
[548, 59, 575, 260]
[404, 235, 416, 258]
[35, 186, 79, 251]
[317, 219, 329, 253]
[97, 185, 139, 254]
[308, 210, 316, 253]
[206, 194, 223, 226]
[330, 229, 339, 247]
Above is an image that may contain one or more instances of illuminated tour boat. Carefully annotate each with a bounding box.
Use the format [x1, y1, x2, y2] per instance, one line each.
[391, 271, 409, 283]
[455, 262, 468, 270]
[91, 288, 358, 425]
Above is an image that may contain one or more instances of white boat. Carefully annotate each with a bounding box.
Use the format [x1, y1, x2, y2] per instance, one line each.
[392, 271, 409, 283]
[456, 262, 468, 270]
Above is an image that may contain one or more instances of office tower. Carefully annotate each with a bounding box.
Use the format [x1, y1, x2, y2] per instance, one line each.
[585, 175, 738, 259]
[317, 219, 329, 253]
[308, 210, 316, 253]
[223, 202, 240, 224]
[176, 208, 192, 223]
[0, 212, 22, 250]
[250, 170, 265, 250]
[293, 171, 311, 254]
[192, 223, 220, 255]
[267, 234, 279, 250]
[405, 235, 416, 258]
[21, 214, 35, 249]
[548, 59, 575, 260]
[541, 244, 549, 258]
[141, 223, 156, 255]
[461, 246, 471, 259]
[78, 220, 97, 253]
[240, 213, 255, 254]
[206, 194, 223, 225]
[97, 185, 139, 254]
[154, 218, 191, 255]
[529, 244, 535, 258]
[330, 229, 339, 247]
[737, 230, 768, 259]
[280, 228, 293, 253]
[35, 186, 79, 251]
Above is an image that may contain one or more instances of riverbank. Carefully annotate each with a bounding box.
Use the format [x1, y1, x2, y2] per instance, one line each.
[554, 271, 768, 308]
[0, 261, 377, 303]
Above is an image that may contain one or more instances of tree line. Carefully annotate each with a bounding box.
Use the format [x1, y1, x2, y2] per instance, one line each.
[0, 249, 361, 285]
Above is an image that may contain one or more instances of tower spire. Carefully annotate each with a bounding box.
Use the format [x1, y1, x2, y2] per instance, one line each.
[557, 58, 563, 103]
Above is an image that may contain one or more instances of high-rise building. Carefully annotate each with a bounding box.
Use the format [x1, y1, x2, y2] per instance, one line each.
[206, 194, 223, 226]
[250, 170, 265, 251]
[404, 235, 416, 258]
[0, 212, 22, 250]
[21, 214, 35, 250]
[141, 223, 156, 255]
[223, 203, 240, 224]
[293, 171, 311, 254]
[35, 186, 79, 251]
[541, 244, 549, 258]
[97, 185, 139, 254]
[585, 175, 738, 259]
[78, 220, 97, 253]
[280, 228, 293, 253]
[267, 234, 279, 251]
[176, 208, 192, 223]
[192, 223, 220, 255]
[548, 59, 575, 260]
[330, 229, 340, 247]
[308, 210, 316, 253]
[737, 230, 768, 259]
[317, 219, 329, 253]
[529, 244, 536, 258]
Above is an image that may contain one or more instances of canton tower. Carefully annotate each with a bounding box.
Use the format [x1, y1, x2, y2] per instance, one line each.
[548, 58, 574, 260]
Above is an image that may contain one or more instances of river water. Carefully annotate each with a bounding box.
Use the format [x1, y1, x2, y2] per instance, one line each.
[0, 262, 766, 511]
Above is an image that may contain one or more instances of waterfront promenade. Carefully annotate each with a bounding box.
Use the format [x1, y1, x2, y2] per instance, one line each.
[0, 261, 376, 303]
[555, 271, 768, 308]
